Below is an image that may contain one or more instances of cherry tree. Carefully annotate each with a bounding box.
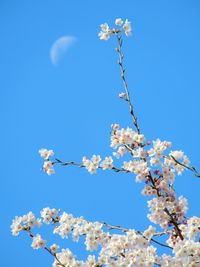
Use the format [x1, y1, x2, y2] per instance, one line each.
[11, 18, 200, 267]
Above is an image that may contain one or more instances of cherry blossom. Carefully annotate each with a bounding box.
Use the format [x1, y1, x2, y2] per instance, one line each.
[11, 18, 200, 267]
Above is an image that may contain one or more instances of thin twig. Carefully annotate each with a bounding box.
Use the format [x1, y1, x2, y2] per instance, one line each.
[24, 227, 65, 267]
[53, 158, 128, 173]
[115, 33, 140, 134]
[53, 157, 184, 242]
[170, 155, 200, 178]
[102, 222, 172, 249]
[114, 33, 164, 206]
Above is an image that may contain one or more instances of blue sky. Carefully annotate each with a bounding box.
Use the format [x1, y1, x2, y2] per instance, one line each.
[1, 0, 200, 266]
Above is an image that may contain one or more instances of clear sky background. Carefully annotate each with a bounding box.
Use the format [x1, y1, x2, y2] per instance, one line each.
[1, 0, 200, 266]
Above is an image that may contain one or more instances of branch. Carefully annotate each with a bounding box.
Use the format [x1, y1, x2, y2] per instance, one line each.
[53, 156, 184, 242]
[170, 155, 200, 178]
[115, 33, 140, 134]
[114, 36, 185, 241]
[163, 208, 184, 241]
[49, 214, 173, 251]
[23, 227, 65, 267]
[102, 222, 172, 250]
[53, 158, 129, 173]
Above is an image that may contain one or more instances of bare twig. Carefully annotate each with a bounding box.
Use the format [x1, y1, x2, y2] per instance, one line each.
[115, 33, 140, 134]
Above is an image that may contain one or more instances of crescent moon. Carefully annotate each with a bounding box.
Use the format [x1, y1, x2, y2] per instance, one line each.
[50, 36, 77, 65]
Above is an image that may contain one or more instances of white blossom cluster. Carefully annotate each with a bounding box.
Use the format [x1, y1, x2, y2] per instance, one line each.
[161, 239, 200, 266]
[31, 234, 46, 249]
[123, 159, 150, 182]
[37, 123, 192, 262]
[41, 207, 59, 224]
[10, 214, 45, 250]
[11, 208, 200, 266]
[53, 249, 83, 267]
[82, 155, 101, 174]
[147, 196, 188, 229]
[82, 155, 114, 174]
[100, 156, 114, 170]
[11, 211, 41, 236]
[148, 140, 190, 175]
[165, 150, 190, 175]
[98, 18, 132, 41]
[38, 122, 191, 238]
[167, 216, 200, 246]
[110, 125, 145, 149]
[39, 148, 55, 175]
[12, 18, 200, 267]
[182, 216, 200, 240]
[148, 139, 172, 159]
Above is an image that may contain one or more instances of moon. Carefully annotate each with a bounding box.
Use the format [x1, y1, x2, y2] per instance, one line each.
[50, 36, 77, 65]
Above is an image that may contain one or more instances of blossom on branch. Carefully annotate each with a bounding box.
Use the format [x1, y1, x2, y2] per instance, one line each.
[98, 18, 132, 41]
[11, 17, 200, 267]
[31, 234, 46, 249]
[39, 148, 54, 160]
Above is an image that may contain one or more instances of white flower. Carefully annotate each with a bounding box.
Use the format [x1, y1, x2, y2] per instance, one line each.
[10, 216, 23, 236]
[42, 160, 55, 175]
[115, 18, 123, 26]
[149, 139, 171, 158]
[91, 155, 101, 165]
[123, 159, 150, 182]
[31, 234, 46, 249]
[100, 156, 113, 170]
[39, 148, 54, 160]
[85, 255, 96, 266]
[164, 150, 190, 175]
[41, 207, 59, 224]
[111, 126, 145, 149]
[133, 147, 147, 158]
[123, 19, 132, 36]
[82, 155, 101, 174]
[50, 244, 59, 253]
[143, 225, 156, 240]
[100, 23, 109, 33]
[119, 92, 126, 98]
[98, 23, 111, 41]
[87, 165, 97, 174]
[46, 167, 55, 175]
[24, 211, 42, 227]
[147, 196, 188, 229]
[53, 249, 83, 267]
[111, 123, 120, 131]
[113, 146, 127, 158]
[150, 157, 160, 166]
[10, 212, 41, 236]
[170, 150, 184, 160]
[82, 156, 90, 168]
[142, 186, 157, 196]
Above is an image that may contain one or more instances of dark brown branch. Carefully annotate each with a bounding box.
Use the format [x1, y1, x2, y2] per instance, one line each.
[163, 208, 184, 241]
